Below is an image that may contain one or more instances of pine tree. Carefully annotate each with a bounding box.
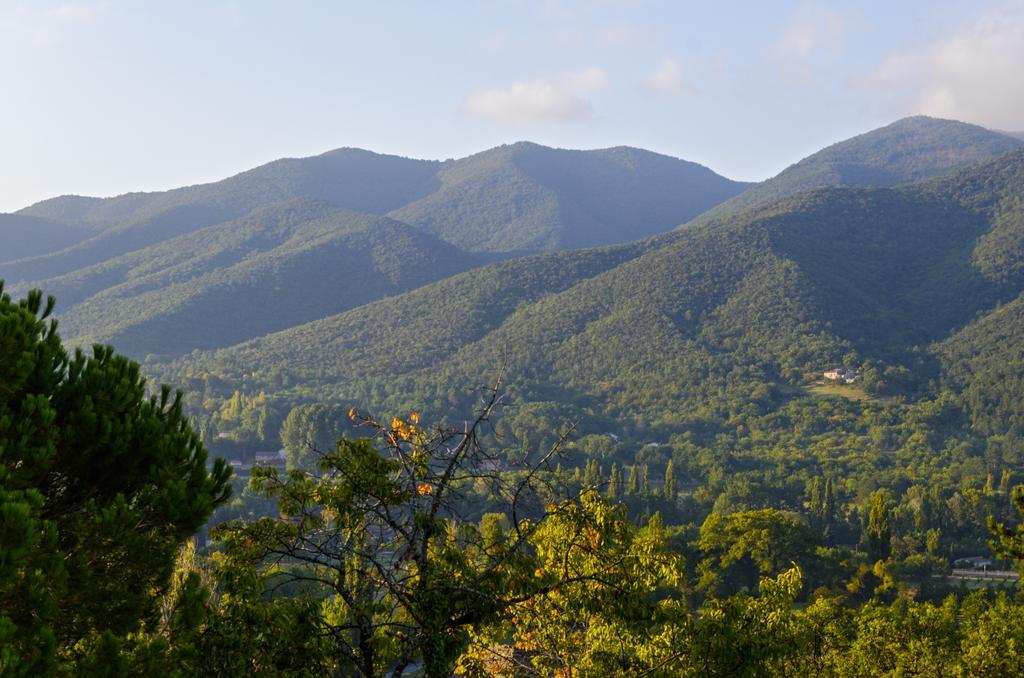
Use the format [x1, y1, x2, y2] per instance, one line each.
[641, 464, 650, 496]
[0, 284, 231, 671]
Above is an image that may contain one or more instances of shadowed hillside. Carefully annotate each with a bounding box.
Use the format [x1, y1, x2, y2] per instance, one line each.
[153, 147, 1024, 437]
[0, 214, 97, 263]
[389, 142, 751, 253]
[38, 199, 479, 357]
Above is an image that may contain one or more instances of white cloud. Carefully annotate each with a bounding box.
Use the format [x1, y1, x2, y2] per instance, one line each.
[464, 68, 607, 126]
[858, 5, 1024, 130]
[646, 58, 689, 96]
[564, 66, 607, 91]
[772, 3, 848, 81]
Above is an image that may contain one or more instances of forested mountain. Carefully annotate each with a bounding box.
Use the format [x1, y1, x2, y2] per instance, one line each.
[9, 119, 1024, 676]
[0, 142, 750, 358]
[692, 116, 1021, 224]
[0, 214, 96, 263]
[939, 293, 1024, 436]
[5, 116, 1019, 366]
[31, 199, 479, 357]
[4, 149, 443, 282]
[154, 146, 1024, 442]
[3, 142, 746, 285]
[388, 143, 751, 253]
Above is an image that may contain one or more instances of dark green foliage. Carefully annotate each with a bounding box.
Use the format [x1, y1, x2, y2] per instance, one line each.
[153, 239, 652, 397]
[937, 294, 1024, 435]
[0, 282, 230, 670]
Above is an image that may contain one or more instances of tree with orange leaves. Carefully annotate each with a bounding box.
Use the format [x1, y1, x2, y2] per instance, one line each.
[213, 374, 600, 677]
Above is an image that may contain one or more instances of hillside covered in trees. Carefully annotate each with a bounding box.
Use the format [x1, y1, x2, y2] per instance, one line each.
[3, 116, 1018, 366]
[157, 142, 1024, 437]
[6, 115, 1024, 675]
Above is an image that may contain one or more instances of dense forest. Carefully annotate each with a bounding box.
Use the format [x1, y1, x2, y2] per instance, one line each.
[5, 285, 1024, 675]
[5, 116, 1024, 675]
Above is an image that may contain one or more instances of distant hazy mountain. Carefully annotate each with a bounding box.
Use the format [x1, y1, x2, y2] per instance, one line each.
[20, 148, 443, 225]
[5, 149, 443, 282]
[388, 143, 752, 253]
[43, 199, 479, 357]
[7, 116, 1023, 376]
[154, 145, 1024, 438]
[692, 116, 1022, 224]
[0, 214, 96, 264]
[4, 143, 747, 284]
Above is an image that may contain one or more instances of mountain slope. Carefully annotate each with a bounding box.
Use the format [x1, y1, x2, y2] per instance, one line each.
[691, 116, 1022, 226]
[153, 147, 1024, 434]
[19, 148, 441, 226]
[3, 149, 443, 283]
[938, 293, 1024, 436]
[42, 199, 478, 357]
[0, 214, 96, 263]
[389, 143, 751, 253]
[151, 238, 658, 392]
[4, 143, 748, 285]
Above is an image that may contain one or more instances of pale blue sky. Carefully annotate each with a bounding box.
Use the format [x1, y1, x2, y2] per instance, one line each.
[2, 0, 1022, 212]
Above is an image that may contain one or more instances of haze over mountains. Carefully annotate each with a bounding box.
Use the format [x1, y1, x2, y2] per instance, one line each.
[3, 115, 1023, 433]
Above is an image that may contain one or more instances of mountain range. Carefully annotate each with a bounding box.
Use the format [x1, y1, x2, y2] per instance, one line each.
[3, 115, 1024, 444]
[151, 142, 1024, 433]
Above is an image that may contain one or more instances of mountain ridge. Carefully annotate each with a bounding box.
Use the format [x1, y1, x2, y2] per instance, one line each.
[150, 146, 1024, 440]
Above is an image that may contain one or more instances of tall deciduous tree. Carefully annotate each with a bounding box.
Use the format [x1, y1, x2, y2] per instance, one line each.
[989, 484, 1024, 572]
[863, 490, 892, 561]
[279, 402, 349, 470]
[215, 380, 589, 676]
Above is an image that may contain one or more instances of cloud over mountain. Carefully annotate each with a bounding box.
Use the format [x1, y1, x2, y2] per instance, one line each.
[463, 67, 606, 125]
[861, 4, 1024, 130]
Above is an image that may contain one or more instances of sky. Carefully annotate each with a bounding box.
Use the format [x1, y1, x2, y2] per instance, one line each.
[1, 0, 1023, 212]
